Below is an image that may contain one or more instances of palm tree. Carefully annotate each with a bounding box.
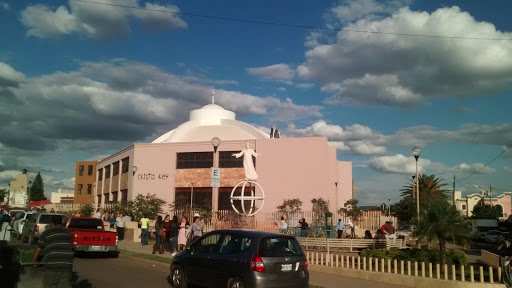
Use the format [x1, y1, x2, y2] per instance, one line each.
[398, 174, 450, 221]
[414, 199, 471, 267]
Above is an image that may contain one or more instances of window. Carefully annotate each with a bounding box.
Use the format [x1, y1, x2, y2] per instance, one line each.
[78, 165, 84, 176]
[112, 191, 118, 203]
[176, 152, 213, 169]
[219, 151, 244, 168]
[68, 218, 103, 230]
[219, 234, 252, 254]
[121, 190, 128, 203]
[78, 184, 83, 194]
[98, 168, 103, 181]
[121, 157, 129, 173]
[462, 205, 466, 210]
[104, 193, 110, 203]
[191, 234, 221, 254]
[258, 236, 302, 257]
[113, 162, 119, 176]
[88, 165, 93, 176]
[87, 184, 92, 194]
[39, 215, 67, 225]
[105, 165, 111, 179]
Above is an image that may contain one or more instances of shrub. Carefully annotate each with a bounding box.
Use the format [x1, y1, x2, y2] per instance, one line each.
[360, 248, 467, 267]
[79, 204, 94, 217]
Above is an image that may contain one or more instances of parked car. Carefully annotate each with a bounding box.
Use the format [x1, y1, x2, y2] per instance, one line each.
[65, 217, 119, 257]
[169, 230, 309, 288]
[11, 211, 36, 240]
[21, 213, 68, 244]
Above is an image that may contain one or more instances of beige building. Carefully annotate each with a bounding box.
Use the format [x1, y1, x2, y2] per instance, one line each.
[8, 173, 29, 208]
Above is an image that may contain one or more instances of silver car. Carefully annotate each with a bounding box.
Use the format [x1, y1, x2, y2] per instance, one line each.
[12, 211, 35, 240]
[21, 213, 68, 245]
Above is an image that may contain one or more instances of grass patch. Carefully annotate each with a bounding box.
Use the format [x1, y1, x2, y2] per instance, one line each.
[119, 249, 172, 264]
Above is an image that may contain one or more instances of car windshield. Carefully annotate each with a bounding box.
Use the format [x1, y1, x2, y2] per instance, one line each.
[68, 218, 104, 230]
[258, 236, 302, 257]
[39, 215, 66, 224]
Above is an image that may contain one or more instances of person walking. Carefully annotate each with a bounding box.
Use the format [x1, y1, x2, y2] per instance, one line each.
[116, 213, 126, 240]
[279, 216, 287, 232]
[299, 218, 309, 237]
[162, 215, 171, 251]
[347, 218, 355, 238]
[139, 214, 150, 245]
[177, 216, 189, 251]
[32, 216, 74, 288]
[170, 216, 179, 255]
[108, 212, 116, 231]
[0, 215, 12, 242]
[94, 208, 101, 218]
[336, 219, 345, 239]
[153, 216, 164, 254]
[191, 214, 204, 242]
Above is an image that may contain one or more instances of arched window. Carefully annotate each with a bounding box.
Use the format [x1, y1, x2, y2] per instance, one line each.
[494, 204, 504, 217]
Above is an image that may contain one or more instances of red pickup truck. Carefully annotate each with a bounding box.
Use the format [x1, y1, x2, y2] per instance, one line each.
[66, 217, 119, 257]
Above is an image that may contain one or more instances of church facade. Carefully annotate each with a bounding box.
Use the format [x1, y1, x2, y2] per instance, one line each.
[92, 99, 353, 214]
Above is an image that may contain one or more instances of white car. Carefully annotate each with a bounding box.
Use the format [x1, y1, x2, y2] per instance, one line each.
[12, 211, 36, 240]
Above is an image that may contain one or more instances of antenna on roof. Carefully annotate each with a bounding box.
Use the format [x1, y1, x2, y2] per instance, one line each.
[211, 90, 215, 104]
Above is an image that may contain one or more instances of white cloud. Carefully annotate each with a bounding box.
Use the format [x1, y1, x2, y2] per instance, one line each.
[329, 0, 410, 24]
[20, 0, 187, 40]
[246, 64, 295, 81]
[0, 62, 25, 87]
[0, 170, 22, 182]
[365, 154, 431, 174]
[505, 166, 512, 173]
[453, 163, 496, 175]
[1, 2, 10, 11]
[299, 6, 512, 108]
[296, 83, 315, 89]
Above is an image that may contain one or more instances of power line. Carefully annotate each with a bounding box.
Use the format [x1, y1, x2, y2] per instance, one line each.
[71, 0, 512, 41]
[456, 143, 512, 183]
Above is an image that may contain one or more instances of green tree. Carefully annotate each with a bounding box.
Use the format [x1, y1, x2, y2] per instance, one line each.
[338, 199, 363, 222]
[414, 199, 471, 267]
[471, 199, 502, 220]
[29, 172, 47, 201]
[277, 198, 303, 218]
[0, 189, 6, 202]
[111, 201, 135, 218]
[398, 174, 449, 222]
[311, 198, 329, 227]
[79, 204, 95, 217]
[132, 193, 166, 220]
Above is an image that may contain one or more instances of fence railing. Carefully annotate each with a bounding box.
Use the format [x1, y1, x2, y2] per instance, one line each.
[306, 250, 503, 285]
[297, 237, 404, 252]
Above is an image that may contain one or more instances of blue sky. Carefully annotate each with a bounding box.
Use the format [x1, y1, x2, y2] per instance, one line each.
[0, 0, 511, 205]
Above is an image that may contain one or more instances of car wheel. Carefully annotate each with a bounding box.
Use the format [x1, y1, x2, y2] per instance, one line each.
[229, 277, 245, 288]
[171, 265, 187, 288]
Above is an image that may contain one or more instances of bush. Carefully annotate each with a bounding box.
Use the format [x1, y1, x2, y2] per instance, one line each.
[79, 204, 95, 217]
[360, 248, 467, 267]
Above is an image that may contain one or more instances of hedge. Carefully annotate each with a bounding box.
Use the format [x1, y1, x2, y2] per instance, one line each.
[360, 248, 467, 267]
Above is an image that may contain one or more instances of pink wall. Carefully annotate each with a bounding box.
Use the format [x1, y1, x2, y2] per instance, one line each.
[96, 137, 353, 215]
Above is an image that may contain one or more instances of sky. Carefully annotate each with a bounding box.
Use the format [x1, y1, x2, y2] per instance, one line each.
[0, 0, 511, 206]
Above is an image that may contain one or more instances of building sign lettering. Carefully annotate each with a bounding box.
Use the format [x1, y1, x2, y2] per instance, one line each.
[137, 173, 169, 180]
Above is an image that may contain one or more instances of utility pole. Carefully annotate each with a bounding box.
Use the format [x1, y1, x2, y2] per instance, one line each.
[490, 185, 492, 206]
[452, 175, 456, 206]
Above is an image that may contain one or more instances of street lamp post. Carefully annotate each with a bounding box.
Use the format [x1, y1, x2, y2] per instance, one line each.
[412, 147, 421, 221]
[473, 184, 492, 206]
[211, 137, 221, 214]
[388, 197, 391, 220]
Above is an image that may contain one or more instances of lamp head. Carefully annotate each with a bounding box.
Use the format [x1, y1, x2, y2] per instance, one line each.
[211, 137, 221, 152]
[412, 146, 421, 159]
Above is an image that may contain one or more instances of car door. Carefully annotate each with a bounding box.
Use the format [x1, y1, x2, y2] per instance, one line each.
[210, 233, 253, 288]
[185, 233, 221, 287]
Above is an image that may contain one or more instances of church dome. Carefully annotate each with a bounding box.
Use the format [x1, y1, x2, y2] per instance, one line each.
[152, 94, 269, 143]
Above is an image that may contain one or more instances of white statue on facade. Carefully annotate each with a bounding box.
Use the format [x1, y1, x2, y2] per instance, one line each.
[232, 143, 261, 181]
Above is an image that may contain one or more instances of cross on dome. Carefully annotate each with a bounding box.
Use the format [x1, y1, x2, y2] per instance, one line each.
[211, 90, 215, 104]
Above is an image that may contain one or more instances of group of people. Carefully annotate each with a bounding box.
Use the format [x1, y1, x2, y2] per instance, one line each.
[363, 221, 396, 239]
[336, 218, 356, 239]
[140, 213, 205, 256]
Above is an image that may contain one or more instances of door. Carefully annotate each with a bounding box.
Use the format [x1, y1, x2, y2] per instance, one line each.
[210, 233, 253, 287]
[186, 233, 221, 286]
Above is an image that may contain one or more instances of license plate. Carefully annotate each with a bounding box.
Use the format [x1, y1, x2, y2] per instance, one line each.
[91, 246, 101, 251]
[281, 264, 292, 271]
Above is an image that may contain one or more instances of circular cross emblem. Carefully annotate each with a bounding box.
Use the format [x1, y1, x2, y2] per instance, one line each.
[230, 180, 265, 216]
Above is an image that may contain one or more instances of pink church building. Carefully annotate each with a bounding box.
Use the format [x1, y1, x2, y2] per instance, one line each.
[93, 99, 353, 215]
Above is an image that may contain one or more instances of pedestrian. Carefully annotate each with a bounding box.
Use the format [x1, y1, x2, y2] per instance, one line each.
[375, 229, 386, 239]
[108, 212, 116, 231]
[139, 214, 150, 245]
[153, 215, 164, 254]
[32, 215, 73, 288]
[383, 221, 396, 239]
[170, 215, 179, 255]
[0, 215, 12, 242]
[191, 214, 204, 242]
[299, 218, 309, 237]
[364, 230, 373, 239]
[163, 215, 171, 251]
[279, 216, 287, 232]
[116, 213, 126, 240]
[49, 208, 55, 213]
[73, 210, 80, 217]
[94, 208, 101, 218]
[336, 219, 345, 239]
[178, 216, 189, 251]
[347, 218, 355, 238]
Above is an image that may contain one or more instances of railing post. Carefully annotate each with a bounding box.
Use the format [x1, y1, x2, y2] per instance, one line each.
[414, 262, 418, 277]
[400, 260, 404, 275]
[336, 255, 339, 268]
[388, 259, 391, 273]
[407, 261, 411, 276]
[436, 264, 440, 279]
[470, 266, 474, 282]
[376, 258, 379, 272]
[489, 267, 494, 284]
[480, 266, 484, 283]
[429, 263, 432, 278]
[499, 267, 502, 283]
[461, 265, 465, 282]
[341, 255, 345, 268]
[358, 257, 361, 270]
[444, 264, 448, 280]
[394, 259, 397, 274]
[421, 262, 425, 277]
[363, 257, 367, 271]
[369, 257, 373, 271]
[452, 265, 456, 281]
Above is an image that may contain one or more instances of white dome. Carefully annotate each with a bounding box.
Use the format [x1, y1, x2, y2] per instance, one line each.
[152, 103, 269, 143]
